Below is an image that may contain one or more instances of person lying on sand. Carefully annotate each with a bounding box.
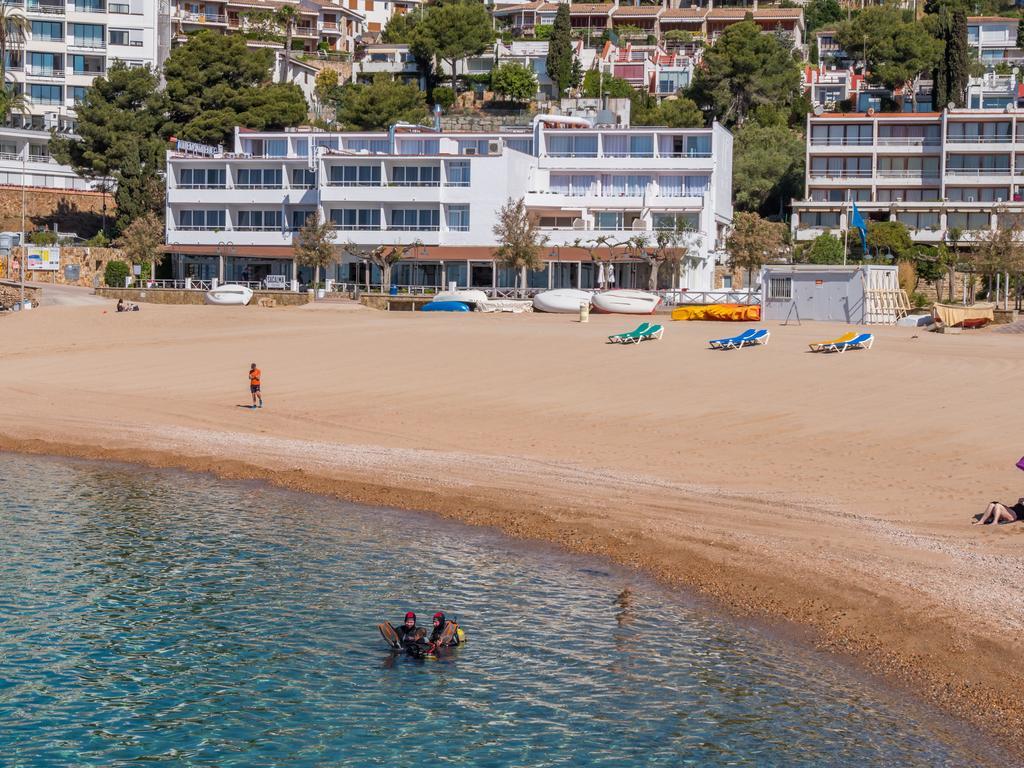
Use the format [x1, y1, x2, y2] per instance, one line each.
[973, 498, 1024, 525]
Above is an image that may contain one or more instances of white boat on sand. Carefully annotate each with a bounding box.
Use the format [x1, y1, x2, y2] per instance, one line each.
[205, 284, 254, 306]
[433, 289, 488, 306]
[590, 289, 661, 315]
[533, 289, 593, 314]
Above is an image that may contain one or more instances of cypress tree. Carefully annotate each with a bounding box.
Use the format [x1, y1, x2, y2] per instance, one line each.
[931, 12, 949, 110]
[948, 11, 968, 108]
[546, 4, 574, 96]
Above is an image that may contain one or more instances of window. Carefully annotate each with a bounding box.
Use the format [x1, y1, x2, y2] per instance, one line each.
[652, 212, 699, 231]
[946, 154, 1011, 173]
[28, 84, 62, 104]
[456, 139, 490, 155]
[722, 275, 733, 289]
[446, 205, 470, 232]
[70, 24, 106, 49]
[946, 212, 990, 230]
[685, 135, 711, 157]
[947, 121, 1011, 143]
[602, 175, 651, 196]
[236, 168, 282, 189]
[546, 134, 597, 157]
[629, 134, 654, 158]
[811, 123, 873, 146]
[70, 55, 105, 75]
[799, 212, 841, 229]
[810, 156, 871, 178]
[73, 0, 105, 10]
[595, 211, 623, 230]
[392, 165, 440, 186]
[447, 161, 470, 186]
[396, 139, 439, 155]
[237, 210, 283, 230]
[31, 21, 63, 42]
[329, 164, 380, 186]
[767, 277, 792, 300]
[28, 52, 62, 76]
[896, 211, 940, 230]
[291, 168, 315, 188]
[179, 167, 226, 189]
[876, 156, 940, 177]
[329, 208, 380, 230]
[179, 210, 225, 229]
[874, 188, 940, 203]
[344, 138, 389, 154]
[505, 138, 533, 155]
[946, 187, 1008, 202]
[109, 29, 128, 46]
[69, 85, 88, 104]
[291, 209, 314, 231]
[110, 2, 129, 11]
[877, 124, 940, 145]
[390, 208, 439, 230]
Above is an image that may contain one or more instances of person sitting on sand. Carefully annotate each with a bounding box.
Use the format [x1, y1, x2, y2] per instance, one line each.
[116, 299, 125, 312]
[974, 498, 1024, 525]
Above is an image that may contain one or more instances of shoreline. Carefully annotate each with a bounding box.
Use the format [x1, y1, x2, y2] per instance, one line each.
[2, 429, 1022, 759]
[1, 303, 1022, 758]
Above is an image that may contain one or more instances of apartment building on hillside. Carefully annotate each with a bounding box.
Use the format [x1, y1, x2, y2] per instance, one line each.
[0, 0, 162, 191]
[164, 120, 733, 291]
[791, 109, 1024, 249]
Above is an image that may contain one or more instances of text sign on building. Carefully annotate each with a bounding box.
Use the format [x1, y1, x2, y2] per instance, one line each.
[174, 138, 222, 157]
[26, 246, 60, 271]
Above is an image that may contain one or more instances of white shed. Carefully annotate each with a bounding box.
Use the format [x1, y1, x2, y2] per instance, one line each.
[760, 265, 908, 324]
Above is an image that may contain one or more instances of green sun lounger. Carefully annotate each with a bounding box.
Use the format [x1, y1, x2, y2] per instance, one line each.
[608, 322, 651, 343]
[621, 323, 664, 344]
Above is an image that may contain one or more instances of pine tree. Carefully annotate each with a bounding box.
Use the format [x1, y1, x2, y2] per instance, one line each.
[546, 4, 574, 97]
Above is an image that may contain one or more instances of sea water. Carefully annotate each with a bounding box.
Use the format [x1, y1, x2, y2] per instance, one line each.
[0, 455, 998, 767]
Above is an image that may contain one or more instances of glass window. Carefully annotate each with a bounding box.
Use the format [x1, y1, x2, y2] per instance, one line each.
[69, 85, 88, 104]
[392, 165, 440, 186]
[291, 168, 315, 188]
[179, 210, 225, 229]
[652, 212, 699, 231]
[70, 24, 106, 48]
[31, 21, 63, 41]
[390, 209, 440, 230]
[595, 211, 622, 229]
[28, 52, 61, 75]
[505, 138, 533, 155]
[28, 84, 61, 104]
[685, 135, 711, 156]
[447, 161, 470, 186]
[265, 139, 287, 157]
[329, 165, 380, 185]
[291, 210, 314, 230]
[629, 134, 653, 157]
[237, 210, 283, 230]
[329, 209, 380, 229]
[446, 205, 470, 232]
[236, 168, 282, 188]
[109, 29, 128, 46]
[946, 212, 990, 230]
[70, 55, 104, 74]
[896, 211, 940, 230]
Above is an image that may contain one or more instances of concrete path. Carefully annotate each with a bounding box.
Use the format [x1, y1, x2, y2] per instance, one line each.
[26, 282, 109, 307]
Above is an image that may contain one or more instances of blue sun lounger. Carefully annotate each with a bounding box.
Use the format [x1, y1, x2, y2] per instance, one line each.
[821, 332, 873, 353]
[710, 328, 768, 349]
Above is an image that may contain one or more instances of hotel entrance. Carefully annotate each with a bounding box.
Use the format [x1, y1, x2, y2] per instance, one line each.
[469, 261, 493, 288]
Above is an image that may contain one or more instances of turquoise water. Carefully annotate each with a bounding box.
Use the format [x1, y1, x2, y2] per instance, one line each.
[0, 456, 996, 767]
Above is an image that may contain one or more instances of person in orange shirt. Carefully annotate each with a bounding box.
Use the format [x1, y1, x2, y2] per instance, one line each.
[249, 363, 263, 409]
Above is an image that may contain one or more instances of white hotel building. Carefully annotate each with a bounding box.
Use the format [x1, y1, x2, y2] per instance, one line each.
[164, 121, 733, 291]
[0, 0, 163, 190]
[792, 109, 1024, 248]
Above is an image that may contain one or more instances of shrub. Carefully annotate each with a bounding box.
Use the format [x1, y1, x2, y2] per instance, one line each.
[534, 24, 552, 40]
[104, 260, 130, 288]
[432, 86, 455, 110]
[86, 231, 110, 247]
[28, 229, 58, 245]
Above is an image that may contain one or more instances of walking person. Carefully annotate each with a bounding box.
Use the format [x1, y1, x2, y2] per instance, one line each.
[249, 363, 263, 409]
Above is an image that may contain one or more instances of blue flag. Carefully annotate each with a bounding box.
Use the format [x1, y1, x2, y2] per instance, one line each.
[850, 202, 868, 254]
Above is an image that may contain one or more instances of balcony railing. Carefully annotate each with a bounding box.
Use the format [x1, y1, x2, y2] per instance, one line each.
[26, 2, 65, 14]
[946, 135, 1012, 143]
[876, 170, 939, 178]
[808, 169, 873, 178]
[875, 137, 941, 146]
[28, 154, 53, 162]
[68, 38, 106, 49]
[235, 224, 284, 231]
[235, 183, 284, 190]
[809, 138, 874, 146]
[945, 167, 1012, 176]
[389, 224, 440, 231]
[177, 183, 228, 190]
[25, 66, 64, 77]
[181, 12, 227, 24]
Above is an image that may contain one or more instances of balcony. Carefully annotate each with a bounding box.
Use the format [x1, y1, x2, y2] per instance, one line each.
[180, 12, 227, 24]
[26, 1, 65, 14]
[25, 66, 64, 78]
[67, 38, 106, 51]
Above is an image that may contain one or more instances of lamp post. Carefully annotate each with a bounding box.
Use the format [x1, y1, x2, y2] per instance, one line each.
[20, 142, 26, 310]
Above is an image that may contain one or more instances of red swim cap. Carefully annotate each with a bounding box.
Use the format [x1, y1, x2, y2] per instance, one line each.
[405, 611, 416, 620]
[433, 612, 444, 620]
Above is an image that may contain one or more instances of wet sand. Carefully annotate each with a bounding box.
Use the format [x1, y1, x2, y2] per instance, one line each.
[1, 300, 1022, 754]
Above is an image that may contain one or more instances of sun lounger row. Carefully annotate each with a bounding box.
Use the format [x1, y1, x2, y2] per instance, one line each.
[808, 332, 874, 353]
[708, 328, 769, 349]
[608, 322, 664, 344]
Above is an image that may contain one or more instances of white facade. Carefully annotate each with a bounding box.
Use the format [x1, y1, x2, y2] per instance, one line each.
[792, 109, 1024, 248]
[164, 122, 733, 290]
[968, 16, 1022, 67]
[0, 0, 162, 190]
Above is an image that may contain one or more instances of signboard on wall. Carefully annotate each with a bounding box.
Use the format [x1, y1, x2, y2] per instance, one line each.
[26, 246, 60, 271]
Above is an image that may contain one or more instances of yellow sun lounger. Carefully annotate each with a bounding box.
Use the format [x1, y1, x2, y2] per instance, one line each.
[808, 332, 856, 352]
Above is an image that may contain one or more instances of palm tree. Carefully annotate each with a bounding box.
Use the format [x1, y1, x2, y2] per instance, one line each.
[275, 5, 299, 81]
[0, 0, 27, 122]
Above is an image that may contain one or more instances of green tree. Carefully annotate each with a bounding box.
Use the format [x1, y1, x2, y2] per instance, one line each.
[336, 74, 429, 130]
[163, 31, 307, 146]
[687, 20, 802, 127]
[314, 67, 339, 122]
[50, 62, 167, 233]
[726, 211, 788, 285]
[932, 10, 969, 110]
[632, 96, 705, 128]
[294, 213, 337, 286]
[0, 0, 28, 119]
[804, 0, 842, 34]
[866, 220, 912, 261]
[276, 4, 298, 79]
[490, 62, 537, 104]
[546, 3, 574, 96]
[114, 212, 164, 279]
[412, 1, 493, 88]
[104, 260, 130, 288]
[732, 115, 804, 216]
[342, 241, 421, 291]
[626, 229, 692, 291]
[493, 197, 546, 295]
[803, 232, 845, 264]
[581, 70, 634, 99]
[835, 8, 942, 106]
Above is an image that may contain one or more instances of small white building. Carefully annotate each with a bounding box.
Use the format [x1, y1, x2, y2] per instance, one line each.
[760, 264, 903, 324]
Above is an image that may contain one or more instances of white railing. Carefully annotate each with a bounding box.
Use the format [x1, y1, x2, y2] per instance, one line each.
[946, 135, 1012, 143]
[658, 289, 760, 307]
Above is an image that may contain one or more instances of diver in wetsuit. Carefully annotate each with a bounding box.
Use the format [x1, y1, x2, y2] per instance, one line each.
[427, 611, 460, 652]
[395, 612, 420, 644]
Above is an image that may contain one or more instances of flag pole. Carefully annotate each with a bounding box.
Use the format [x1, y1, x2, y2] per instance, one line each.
[843, 200, 849, 266]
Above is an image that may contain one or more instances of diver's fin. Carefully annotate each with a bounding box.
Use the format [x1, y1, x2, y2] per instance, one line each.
[378, 622, 400, 649]
[438, 620, 458, 646]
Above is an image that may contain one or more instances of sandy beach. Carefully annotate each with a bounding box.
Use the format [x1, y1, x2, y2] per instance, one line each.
[1, 299, 1022, 752]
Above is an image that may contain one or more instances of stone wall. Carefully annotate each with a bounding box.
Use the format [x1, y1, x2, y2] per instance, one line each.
[10, 246, 125, 287]
[0, 186, 110, 236]
[0, 279, 41, 307]
[440, 112, 531, 132]
[96, 287, 313, 307]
